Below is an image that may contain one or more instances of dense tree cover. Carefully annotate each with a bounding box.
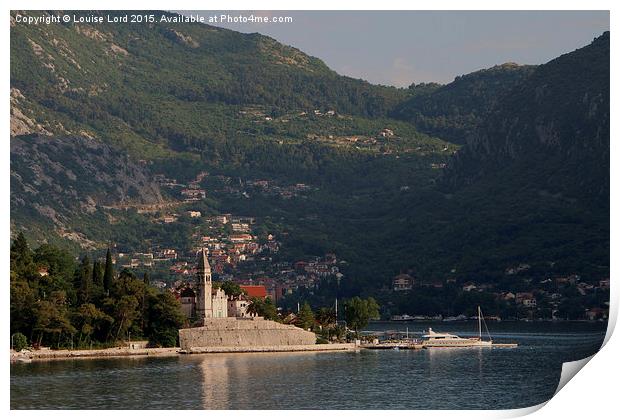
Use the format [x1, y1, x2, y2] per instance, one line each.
[315, 307, 337, 328]
[392, 64, 536, 144]
[279, 302, 346, 343]
[444, 32, 609, 202]
[10, 233, 185, 349]
[12, 332, 28, 352]
[103, 248, 114, 293]
[220, 33, 609, 291]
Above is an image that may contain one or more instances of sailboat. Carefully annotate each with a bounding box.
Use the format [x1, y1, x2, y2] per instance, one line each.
[421, 306, 494, 348]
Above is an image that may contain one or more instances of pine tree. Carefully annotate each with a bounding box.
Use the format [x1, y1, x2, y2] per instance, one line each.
[103, 248, 114, 293]
[298, 302, 315, 330]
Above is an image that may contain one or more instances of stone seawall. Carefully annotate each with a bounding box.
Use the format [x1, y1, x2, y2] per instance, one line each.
[179, 318, 316, 349]
[180, 343, 356, 354]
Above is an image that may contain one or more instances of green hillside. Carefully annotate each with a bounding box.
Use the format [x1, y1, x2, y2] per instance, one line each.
[391, 63, 536, 144]
[392, 32, 610, 282]
[11, 10, 410, 157]
[10, 10, 452, 251]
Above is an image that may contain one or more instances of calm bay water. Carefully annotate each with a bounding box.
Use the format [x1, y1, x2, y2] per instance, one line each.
[11, 321, 606, 410]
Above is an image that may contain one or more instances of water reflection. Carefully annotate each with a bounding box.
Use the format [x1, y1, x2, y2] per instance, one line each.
[200, 356, 230, 409]
[197, 352, 324, 409]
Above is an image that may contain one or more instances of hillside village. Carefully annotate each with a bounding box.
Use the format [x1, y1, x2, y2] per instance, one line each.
[105, 169, 609, 322]
[387, 272, 609, 322]
[110, 170, 344, 308]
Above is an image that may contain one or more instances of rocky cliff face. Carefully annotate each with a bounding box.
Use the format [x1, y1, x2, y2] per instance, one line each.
[11, 135, 163, 248]
[444, 32, 609, 202]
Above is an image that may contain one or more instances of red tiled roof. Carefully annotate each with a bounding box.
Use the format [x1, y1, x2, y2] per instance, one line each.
[241, 285, 267, 299]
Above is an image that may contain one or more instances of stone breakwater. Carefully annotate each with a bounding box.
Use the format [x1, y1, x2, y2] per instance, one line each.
[181, 343, 356, 354]
[179, 317, 317, 349]
[10, 343, 356, 363]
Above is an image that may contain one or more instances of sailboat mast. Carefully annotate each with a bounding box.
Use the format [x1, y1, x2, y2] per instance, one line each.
[478, 306, 482, 339]
[335, 298, 338, 322]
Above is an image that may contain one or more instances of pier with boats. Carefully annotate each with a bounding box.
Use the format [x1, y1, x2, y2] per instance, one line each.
[360, 307, 518, 350]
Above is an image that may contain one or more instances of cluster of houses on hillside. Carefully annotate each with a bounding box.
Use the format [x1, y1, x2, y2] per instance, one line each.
[153, 172, 208, 203]
[164, 251, 344, 305]
[113, 184, 344, 308]
[389, 270, 610, 321]
[209, 175, 315, 200]
[120, 215, 276, 272]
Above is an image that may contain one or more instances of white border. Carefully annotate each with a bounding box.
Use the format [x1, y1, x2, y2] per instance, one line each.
[3, 1, 617, 420]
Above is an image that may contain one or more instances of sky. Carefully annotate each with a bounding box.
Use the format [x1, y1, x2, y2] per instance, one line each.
[179, 10, 609, 87]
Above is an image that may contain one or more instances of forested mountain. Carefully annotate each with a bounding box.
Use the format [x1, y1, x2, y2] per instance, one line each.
[391, 63, 536, 144]
[389, 32, 610, 282]
[10, 10, 447, 249]
[11, 134, 164, 249]
[445, 32, 609, 202]
[10, 10, 408, 153]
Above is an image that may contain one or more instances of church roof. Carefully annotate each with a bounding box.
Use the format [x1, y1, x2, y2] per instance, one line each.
[197, 247, 211, 272]
[241, 285, 267, 299]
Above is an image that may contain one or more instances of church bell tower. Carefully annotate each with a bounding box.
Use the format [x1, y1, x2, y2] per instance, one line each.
[195, 247, 212, 324]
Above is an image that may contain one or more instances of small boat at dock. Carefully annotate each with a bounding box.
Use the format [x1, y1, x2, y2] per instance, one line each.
[421, 307, 517, 348]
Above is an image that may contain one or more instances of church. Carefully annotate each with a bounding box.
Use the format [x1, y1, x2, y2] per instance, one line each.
[180, 248, 228, 324]
[177, 249, 317, 349]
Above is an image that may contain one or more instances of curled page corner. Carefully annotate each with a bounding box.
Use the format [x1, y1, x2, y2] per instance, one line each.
[553, 312, 615, 399]
[500, 401, 548, 418]
[554, 355, 595, 396]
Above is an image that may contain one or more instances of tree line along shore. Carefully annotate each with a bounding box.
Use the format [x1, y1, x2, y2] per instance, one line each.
[10, 233, 381, 353]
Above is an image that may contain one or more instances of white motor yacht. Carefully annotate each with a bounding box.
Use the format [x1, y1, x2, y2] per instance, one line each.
[422, 306, 494, 348]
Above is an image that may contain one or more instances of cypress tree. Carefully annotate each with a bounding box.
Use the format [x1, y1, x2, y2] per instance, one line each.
[143, 272, 150, 285]
[92, 260, 103, 288]
[103, 248, 114, 293]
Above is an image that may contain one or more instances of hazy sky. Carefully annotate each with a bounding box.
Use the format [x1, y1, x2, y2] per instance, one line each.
[180, 11, 609, 87]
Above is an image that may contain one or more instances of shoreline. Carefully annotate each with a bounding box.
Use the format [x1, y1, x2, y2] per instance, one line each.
[376, 319, 609, 323]
[11, 347, 181, 363]
[11, 343, 356, 363]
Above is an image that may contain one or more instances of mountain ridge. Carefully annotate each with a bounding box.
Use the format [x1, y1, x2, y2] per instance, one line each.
[444, 31, 609, 202]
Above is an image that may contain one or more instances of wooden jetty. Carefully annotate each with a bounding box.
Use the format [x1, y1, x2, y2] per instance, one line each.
[360, 342, 516, 350]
